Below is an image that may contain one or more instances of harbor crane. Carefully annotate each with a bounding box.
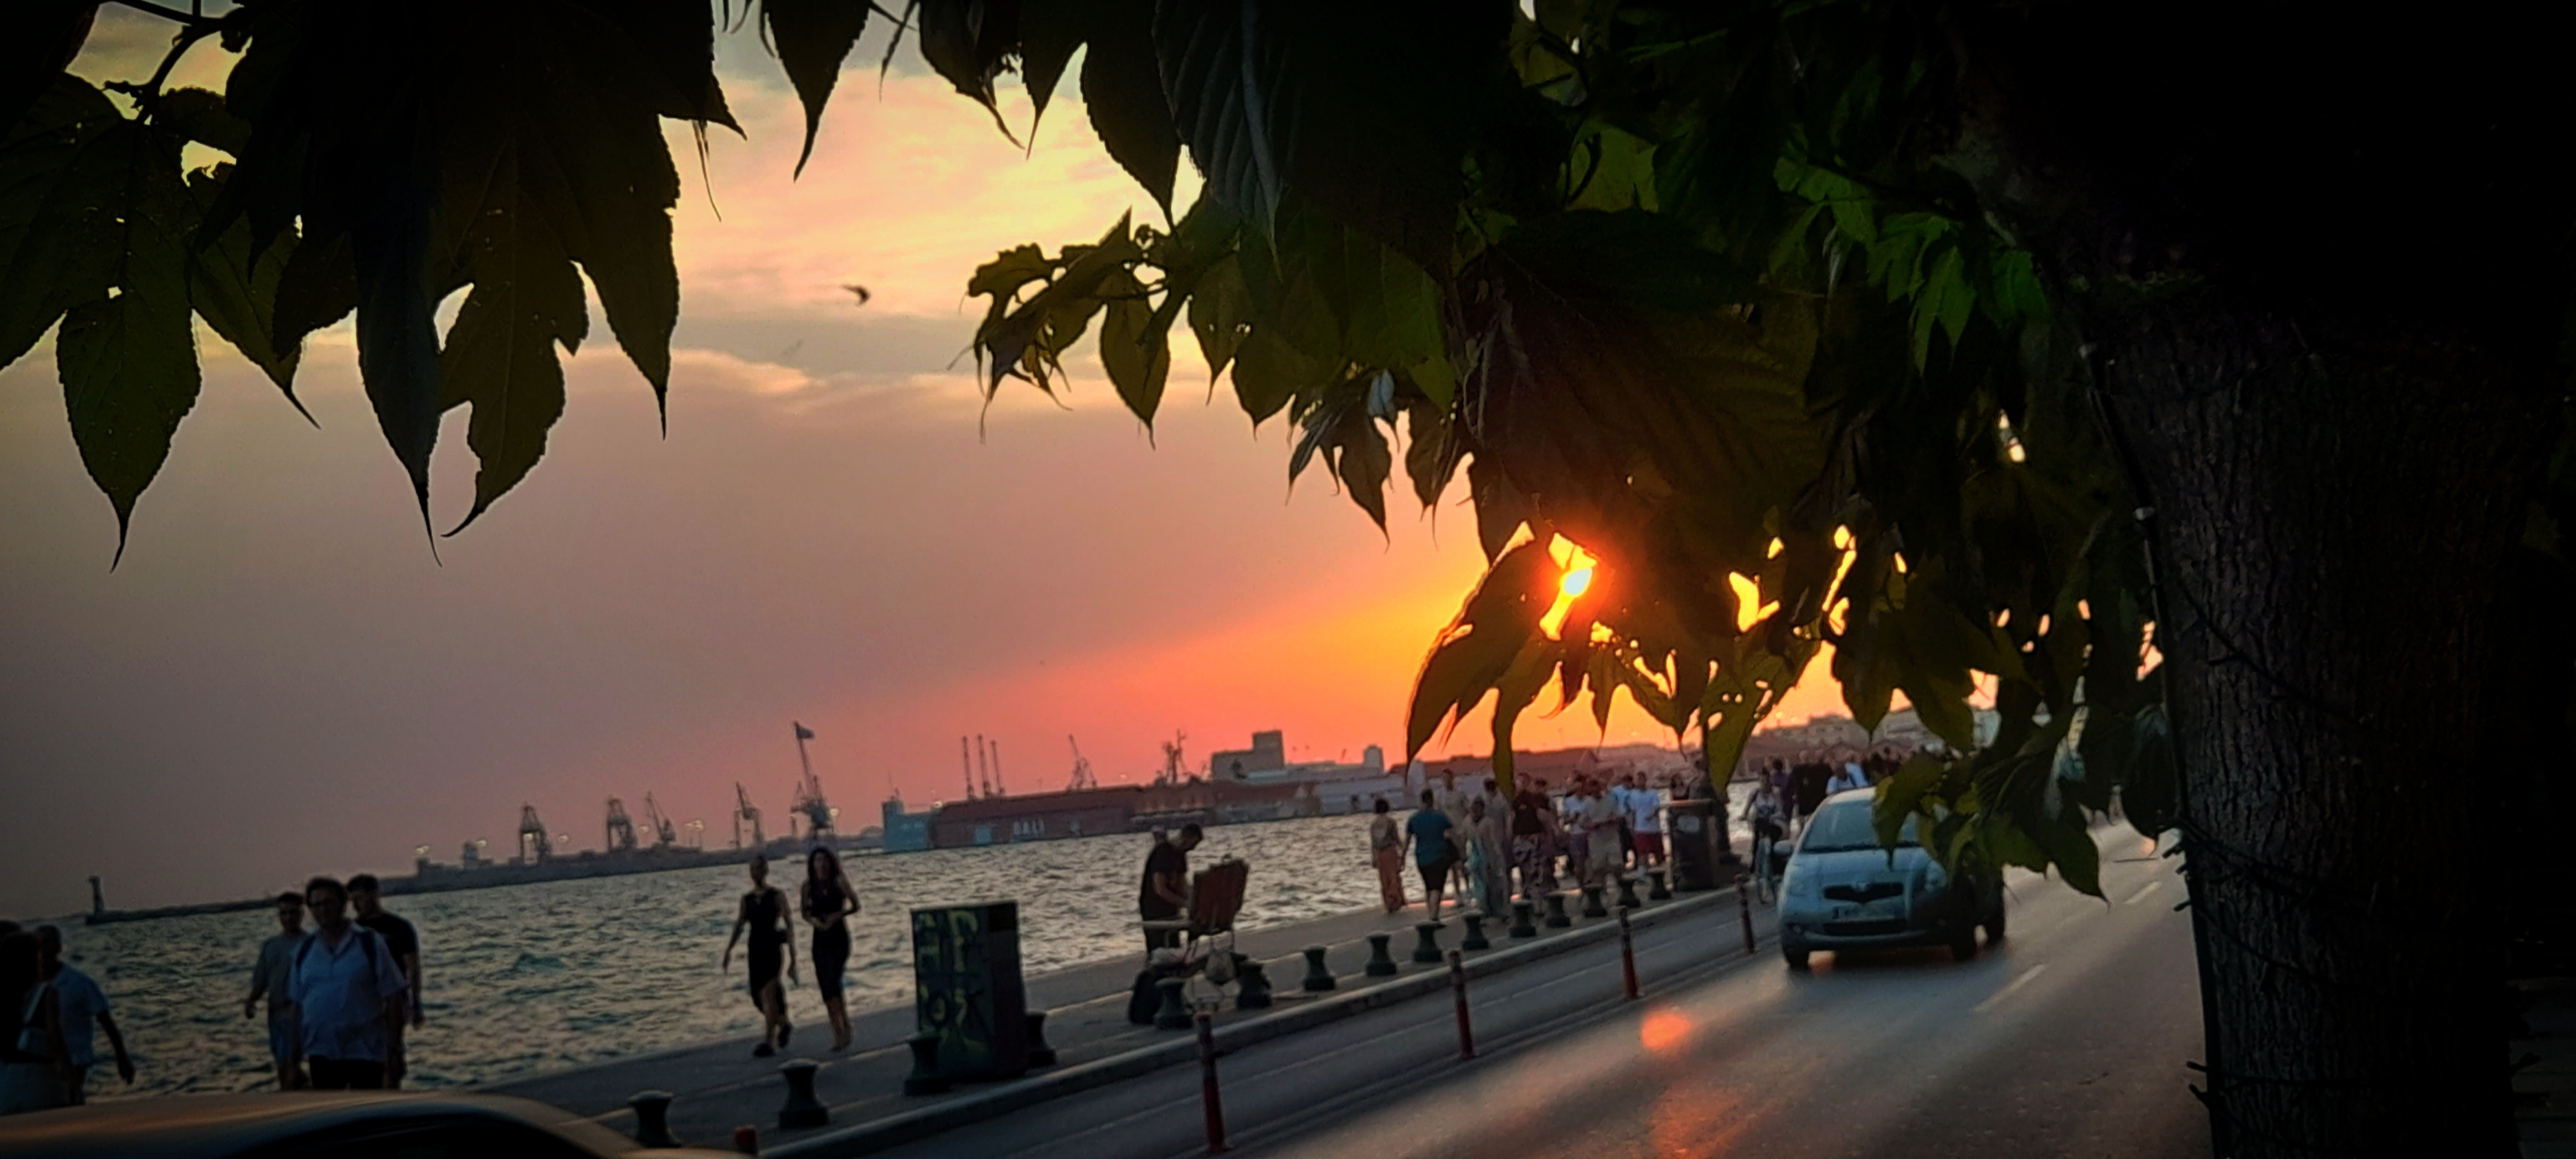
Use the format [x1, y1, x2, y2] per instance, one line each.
[517, 805, 552, 863]
[733, 782, 764, 849]
[990, 738, 1006, 796]
[790, 721, 834, 840]
[1066, 735, 1097, 791]
[975, 733, 993, 798]
[959, 736, 977, 801]
[642, 794, 678, 848]
[1156, 731, 1189, 786]
[604, 797, 638, 853]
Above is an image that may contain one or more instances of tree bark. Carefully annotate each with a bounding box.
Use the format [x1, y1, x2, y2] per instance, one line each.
[2096, 306, 2551, 1155]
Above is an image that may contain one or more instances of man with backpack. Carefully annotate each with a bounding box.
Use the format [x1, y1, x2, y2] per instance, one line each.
[284, 877, 407, 1090]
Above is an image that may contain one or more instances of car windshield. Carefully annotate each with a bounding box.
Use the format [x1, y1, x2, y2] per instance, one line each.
[1799, 802, 1920, 853]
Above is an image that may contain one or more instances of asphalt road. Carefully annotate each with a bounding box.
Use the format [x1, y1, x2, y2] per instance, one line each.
[874, 828, 2211, 1159]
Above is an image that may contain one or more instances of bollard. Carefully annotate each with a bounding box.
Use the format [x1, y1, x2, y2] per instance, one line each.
[733, 1125, 759, 1155]
[1460, 912, 1491, 951]
[1544, 892, 1573, 928]
[1617, 907, 1640, 1000]
[1196, 1011, 1230, 1154]
[1448, 950, 1475, 1060]
[1509, 899, 1538, 939]
[1580, 883, 1609, 918]
[1156, 977, 1195, 1030]
[777, 1060, 829, 1130]
[1647, 868, 1672, 901]
[901, 1033, 949, 1095]
[1301, 945, 1338, 991]
[1364, 932, 1400, 976]
[1614, 875, 1643, 911]
[1235, 959, 1273, 1010]
[1735, 872, 1757, 954]
[1412, 921, 1445, 964]
[1026, 1010, 1058, 1067]
[629, 1090, 680, 1148]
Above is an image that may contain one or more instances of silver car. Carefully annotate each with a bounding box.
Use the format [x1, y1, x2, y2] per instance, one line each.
[1778, 789, 2006, 969]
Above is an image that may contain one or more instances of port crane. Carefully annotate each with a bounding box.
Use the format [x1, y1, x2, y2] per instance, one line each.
[959, 736, 977, 801]
[517, 805, 552, 863]
[975, 733, 994, 798]
[733, 782, 764, 849]
[990, 738, 1006, 796]
[642, 794, 678, 848]
[1066, 735, 1098, 791]
[604, 797, 639, 853]
[790, 721, 834, 840]
[1156, 731, 1189, 786]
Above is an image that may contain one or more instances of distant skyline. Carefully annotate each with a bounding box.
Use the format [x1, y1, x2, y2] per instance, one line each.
[0, 10, 1849, 916]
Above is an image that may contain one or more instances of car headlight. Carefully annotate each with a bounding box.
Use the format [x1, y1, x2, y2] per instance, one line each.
[1921, 859, 1949, 892]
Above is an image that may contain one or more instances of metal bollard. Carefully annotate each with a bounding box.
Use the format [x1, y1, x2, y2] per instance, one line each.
[1364, 932, 1400, 976]
[1156, 977, 1195, 1030]
[1509, 899, 1538, 939]
[1614, 875, 1643, 910]
[1544, 892, 1573, 928]
[1026, 1010, 1058, 1067]
[777, 1060, 828, 1130]
[1581, 883, 1609, 918]
[1234, 959, 1272, 1010]
[629, 1090, 680, 1148]
[1412, 921, 1446, 964]
[1196, 1011, 1230, 1154]
[1648, 868, 1672, 901]
[1301, 945, 1338, 991]
[901, 1032, 949, 1095]
[1735, 872, 1756, 955]
[1448, 950, 1475, 1060]
[1460, 911, 1491, 951]
[1617, 907, 1640, 1000]
[733, 1125, 759, 1155]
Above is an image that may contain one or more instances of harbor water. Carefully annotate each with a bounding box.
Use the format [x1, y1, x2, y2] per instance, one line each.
[51, 799, 1755, 1100]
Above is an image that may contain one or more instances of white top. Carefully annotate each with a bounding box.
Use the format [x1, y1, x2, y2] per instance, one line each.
[286, 926, 407, 1062]
[1625, 787, 1665, 834]
[49, 968, 107, 1066]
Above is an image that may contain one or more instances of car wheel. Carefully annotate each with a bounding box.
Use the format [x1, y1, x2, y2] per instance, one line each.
[1949, 928, 1979, 961]
[1983, 902, 2006, 945]
[1783, 945, 1811, 970]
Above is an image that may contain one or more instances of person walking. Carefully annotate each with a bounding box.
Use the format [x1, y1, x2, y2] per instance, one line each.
[1584, 779, 1625, 887]
[286, 877, 408, 1090]
[1402, 790, 1459, 923]
[33, 926, 131, 1104]
[1626, 780, 1668, 868]
[1509, 779, 1555, 900]
[344, 876, 421, 1089]
[1560, 778, 1592, 887]
[1368, 798, 1407, 914]
[243, 892, 307, 1090]
[800, 847, 860, 1053]
[722, 855, 797, 1057]
[1462, 796, 1511, 917]
[0, 931, 70, 1116]
[1827, 760, 1869, 796]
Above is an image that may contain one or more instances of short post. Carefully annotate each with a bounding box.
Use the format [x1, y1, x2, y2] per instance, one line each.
[1365, 932, 1400, 976]
[1301, 945, 1338, 991]
[1735, 872, 1756, 955]
[1614, 875, 1643, 910]
[1156, 977, 1195, 1030]
[1580, 883, 1609, 918]
[901, 1033, 949, 1095]
[1460, 911, 1491, 951]
[628, 1090, 680, 1148]
[1647, 868, 1671, 901]
[1543, 892, 1573, 928]
[1026, 1010, 1058, 1067]
[1196, 1011, 1230, 1154]
[1448, 950, 1475, 1060]
[733, 1125, 759, 1155]
[777, 1060, 829, 1130]
[1509, 899, 1538, 939]
[1234, 959, 1272, 1010]
[1617, 907, 1640, 1000]
[1412, 921, 1446, 964]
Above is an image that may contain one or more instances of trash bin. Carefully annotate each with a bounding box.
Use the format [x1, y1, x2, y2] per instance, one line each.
[1667, 799, 1718, 891]
[911, 901, 1030, 1084]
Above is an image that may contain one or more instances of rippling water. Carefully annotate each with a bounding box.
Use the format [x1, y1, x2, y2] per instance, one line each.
[55, 799, 1755, 1100]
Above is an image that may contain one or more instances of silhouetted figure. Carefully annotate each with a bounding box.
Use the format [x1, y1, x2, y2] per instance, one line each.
[346, 876, 421, 1088]
[286, 877, 407, 1089]
[1140, 824, 1203, 953]
[0, 931, 70, 1115]
[34, 926, 131, 1104]
[1404, 790, 1459, 923]
[1369, 799, 1406, 913]
[800, 847, 859, 1052]
[244, 892, 307, 1089]
[723, 855, 795, 1057]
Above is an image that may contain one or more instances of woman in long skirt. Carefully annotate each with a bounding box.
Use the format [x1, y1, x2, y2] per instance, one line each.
[1368, 797, 1407, 914]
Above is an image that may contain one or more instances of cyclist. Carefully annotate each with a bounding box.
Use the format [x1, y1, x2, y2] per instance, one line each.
[1747, 783, 1788, 903]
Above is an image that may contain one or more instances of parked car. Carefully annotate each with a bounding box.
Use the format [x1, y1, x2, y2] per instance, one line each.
[0, 1091, 740, 1159]
[1777, 789, 2006, 969]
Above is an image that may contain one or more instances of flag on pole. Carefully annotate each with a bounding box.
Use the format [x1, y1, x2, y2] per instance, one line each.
[795, 723, 815, 740]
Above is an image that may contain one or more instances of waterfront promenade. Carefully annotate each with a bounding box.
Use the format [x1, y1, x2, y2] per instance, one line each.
[488, 878, 1743, 1153]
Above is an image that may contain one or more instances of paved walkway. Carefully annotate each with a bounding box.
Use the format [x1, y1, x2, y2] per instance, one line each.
[487, 874, 1738, 1152]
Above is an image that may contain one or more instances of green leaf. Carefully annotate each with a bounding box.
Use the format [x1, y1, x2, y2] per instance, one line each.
[1228, 324, 1334, 425]
[1081, 0, 1179, 211]
[1097, 267, 1170, 425]
[1015, 0, 1084, 132]
[152, 88, 252, 157]
[1187, 253, 1252, 380]
[916, 0, 1020, 140]
[2029, 806, 2103, 897]
[762, 0, 870, 177]
[1487, 640, 1557, 795]
[0, 75, 123, 371]
[182, 170, 304, 411]
[0, 0, 94, 140]
[436, 141, 589, 532]
[1402, 396, 1458, 507]
[55, 119, 199, 555]
[1872, 753, 1945, 847]
[1406, 539, 1557, 758]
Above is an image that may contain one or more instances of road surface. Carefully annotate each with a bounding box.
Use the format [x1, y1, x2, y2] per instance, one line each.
[874, 828, 2210, 1159]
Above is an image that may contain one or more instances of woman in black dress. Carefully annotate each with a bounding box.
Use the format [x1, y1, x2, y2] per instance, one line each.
[722, 855, 795, 1056]
[800, 847, 860, 1051]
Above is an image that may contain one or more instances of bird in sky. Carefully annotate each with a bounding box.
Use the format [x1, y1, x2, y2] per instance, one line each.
[843, 284, 872, 305]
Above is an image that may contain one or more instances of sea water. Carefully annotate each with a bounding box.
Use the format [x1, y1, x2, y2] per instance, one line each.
[51, 800, 1754, 1099]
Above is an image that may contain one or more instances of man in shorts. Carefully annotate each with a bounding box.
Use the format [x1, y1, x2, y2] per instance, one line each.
[244, 892, 307, 1089]
[347, 875, 424, 1087]
[1403, 790, 1459, 923]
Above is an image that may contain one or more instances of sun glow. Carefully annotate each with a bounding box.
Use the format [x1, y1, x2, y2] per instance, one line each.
[1540, 537, 1601, 639]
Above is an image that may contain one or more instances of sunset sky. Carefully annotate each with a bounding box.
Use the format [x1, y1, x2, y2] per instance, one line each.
[0, 9, 1849, 915]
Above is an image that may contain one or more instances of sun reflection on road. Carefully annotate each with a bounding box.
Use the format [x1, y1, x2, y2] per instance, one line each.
[1641, 1007, 1691, 1055]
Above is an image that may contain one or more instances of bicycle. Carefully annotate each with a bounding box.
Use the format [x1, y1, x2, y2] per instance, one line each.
[1749, 826, 1782, 906]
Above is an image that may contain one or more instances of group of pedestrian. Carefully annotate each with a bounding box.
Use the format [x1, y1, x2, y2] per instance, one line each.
[0, 922, 131, 1114]
[1369, 767, 1688, 922]
[236, 875, 424, 1093]
[723, 848, 860, 1058]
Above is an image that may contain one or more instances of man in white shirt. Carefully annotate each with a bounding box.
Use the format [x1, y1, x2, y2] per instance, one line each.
[286, 877, 408, 1090]
[243, 891, 308, 1089]
[1826, 761, 1871, 795]
[34, 926, 132, 1104]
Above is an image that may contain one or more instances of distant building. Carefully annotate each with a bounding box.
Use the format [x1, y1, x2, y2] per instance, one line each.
[1210, 730, 1288, 780]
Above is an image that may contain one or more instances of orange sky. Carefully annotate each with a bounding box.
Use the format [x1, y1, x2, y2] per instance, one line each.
[0, 10, 1848, 912]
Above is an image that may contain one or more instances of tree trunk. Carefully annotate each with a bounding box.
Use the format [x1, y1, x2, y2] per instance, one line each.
[2095, 305, 2552, 1155]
